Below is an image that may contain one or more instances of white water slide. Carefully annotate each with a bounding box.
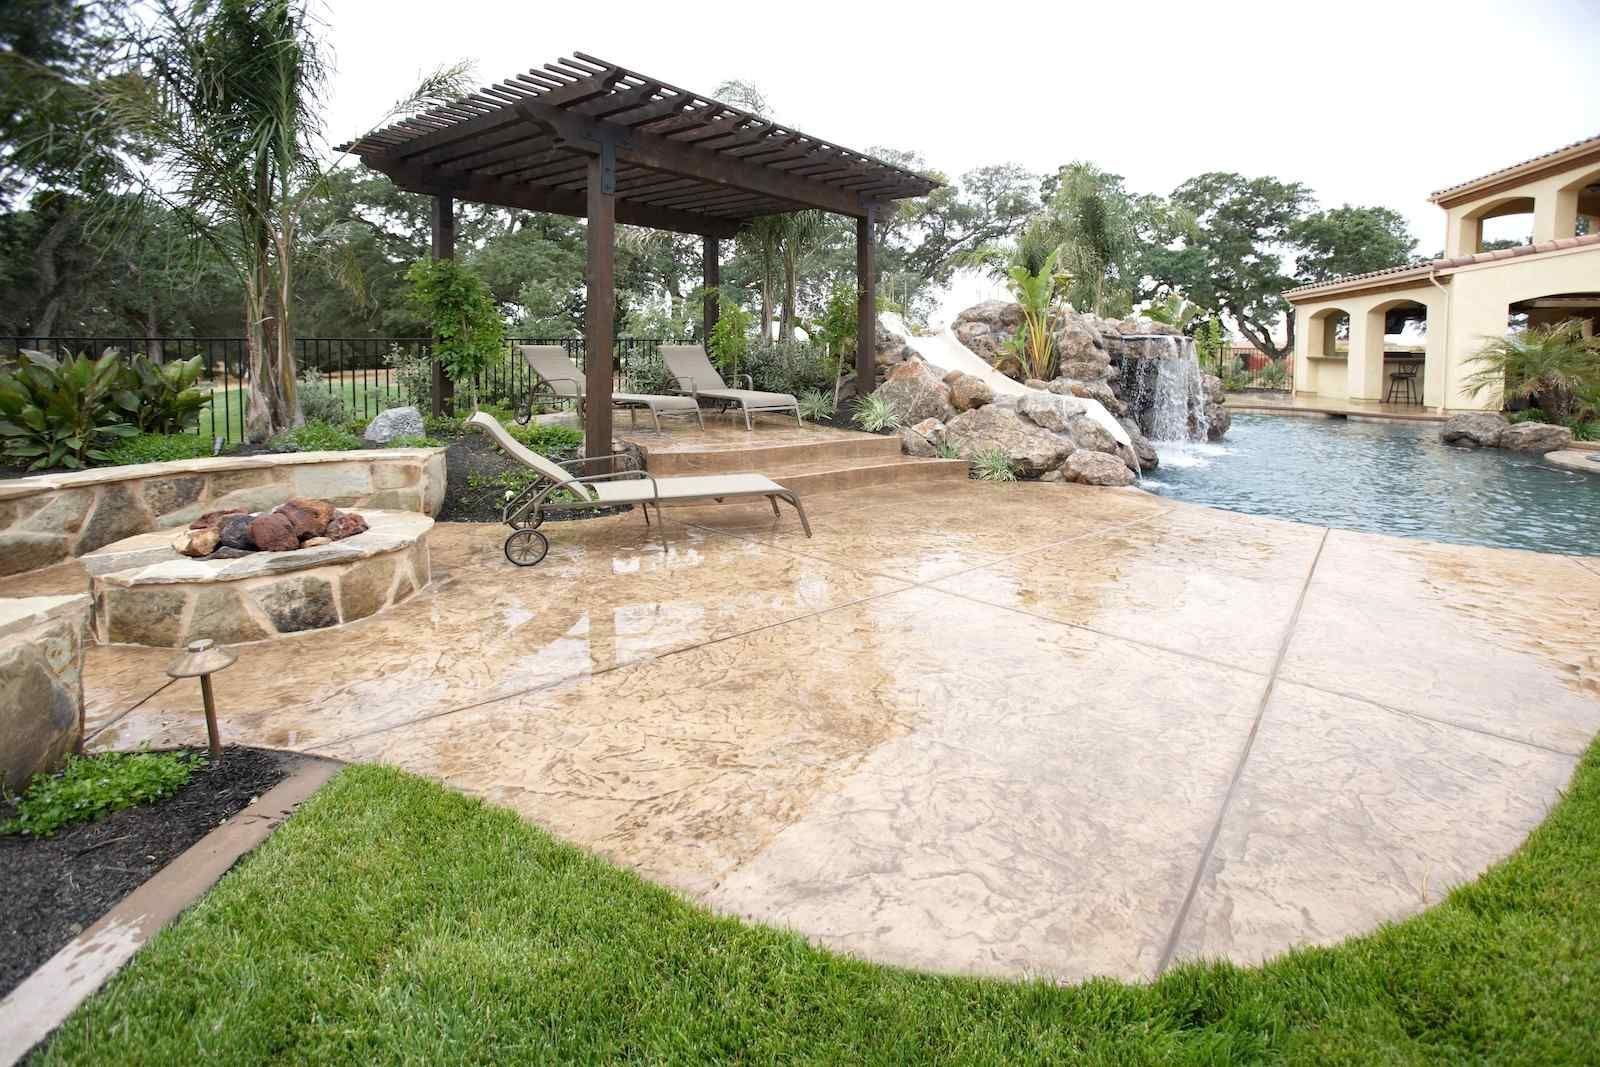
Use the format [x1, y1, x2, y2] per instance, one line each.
[878, 312, 1132, 449]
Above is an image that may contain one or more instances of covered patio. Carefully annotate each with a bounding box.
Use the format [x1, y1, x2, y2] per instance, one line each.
[337, 53, 937, 459]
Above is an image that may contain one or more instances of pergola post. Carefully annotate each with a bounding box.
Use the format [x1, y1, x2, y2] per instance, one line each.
[701, 235, 720, 343]
[855, 205, 877, 396]
[429, 194, 455, 417]
[584, 150, 616, 466]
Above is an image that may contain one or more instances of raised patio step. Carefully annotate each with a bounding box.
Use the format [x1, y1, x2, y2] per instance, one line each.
[638, 431, 902, 476]
[758, 455, 969, 496]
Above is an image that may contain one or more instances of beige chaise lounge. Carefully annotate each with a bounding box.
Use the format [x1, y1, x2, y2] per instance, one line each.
[659, 344, 802, 429]
[467, 411, 811, 566]
[516, 345, 703, 431]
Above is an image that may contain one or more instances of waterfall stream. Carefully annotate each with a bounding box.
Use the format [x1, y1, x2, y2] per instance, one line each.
[1117, 334, 1210, 443]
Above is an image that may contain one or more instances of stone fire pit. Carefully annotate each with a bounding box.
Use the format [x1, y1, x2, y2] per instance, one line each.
[84, 510, 432, 647]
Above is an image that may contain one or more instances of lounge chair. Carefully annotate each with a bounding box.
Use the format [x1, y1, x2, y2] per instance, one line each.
[658, 344, 802, 429]
[467, 411, 811, 566]
[515, 345, 704, 432]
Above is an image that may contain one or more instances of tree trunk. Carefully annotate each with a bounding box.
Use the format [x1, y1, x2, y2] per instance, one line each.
[781, 248, 796, 341]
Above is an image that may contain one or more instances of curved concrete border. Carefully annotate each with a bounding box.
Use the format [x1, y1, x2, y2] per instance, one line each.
[1545, 448, 1600, 474]
[0, 448, 446, 580]
[0, 755, 341, 1066]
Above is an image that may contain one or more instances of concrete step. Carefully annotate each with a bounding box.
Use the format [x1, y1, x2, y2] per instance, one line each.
[640, 432, 903, 476]
[740, 454, 968, 496]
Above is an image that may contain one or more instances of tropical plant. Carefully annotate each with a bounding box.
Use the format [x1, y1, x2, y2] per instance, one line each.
[851, 394, 899, 433]
[797, 389, 835, 422]
[969, 447, 1017, 482]
[745, 339, 832, 396]
[708, 302, 753, 380]
[1463, 320, 1600, 422]
[933, 440, 960, 460]
[816, 283, 858, 362]
[1141, 294, 1203, 331]
[118, 353, 206, 433]
[1004, 230, 1068, 381]
[1044, 163, 1136, 316]
[0, 349, 136, 469]
[404, 258, 504, 409]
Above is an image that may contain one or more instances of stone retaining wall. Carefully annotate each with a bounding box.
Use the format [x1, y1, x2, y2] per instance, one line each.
[1, 594, 90, 791]
[0, 449, 446, 578]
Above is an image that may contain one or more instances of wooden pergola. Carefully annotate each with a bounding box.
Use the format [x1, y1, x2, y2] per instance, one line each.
[338, 52, 937, 459]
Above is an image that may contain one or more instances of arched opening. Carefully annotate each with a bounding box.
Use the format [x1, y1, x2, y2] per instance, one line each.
[1308, 308, 1349, 360]
[1485, 292, 1600, 419]
[1555, 165, 1600, 239]
[1468, 195, 1536, 252]
[1364, 299, 1429, 406]
[1301, 307, 1350, 397]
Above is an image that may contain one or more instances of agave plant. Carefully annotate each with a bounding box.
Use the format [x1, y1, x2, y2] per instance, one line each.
[969, 447, 1017, 482]
[851, 394, 900, 433]
[0, 350, 137, 470]
[1464, 320, 1600, 422]
[797, 389, 836, 422]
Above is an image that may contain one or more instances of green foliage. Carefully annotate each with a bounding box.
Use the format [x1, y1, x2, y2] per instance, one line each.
[933, 440, 960, 460]
[1003, 235, 1065, 381]
[1192, 318, 1227, 363]
[2, 750, 200, 838]
[851, 394, 899, 433]
[1037, 162, 1142, 317]
[1290, 204, 1418, 285]
[1464, 320, 1600, 422]
[0, 349, 136, 469]
[969, 447, 1017, 482]
[404, 257, 505, 394]
[796, 390, 836, 422]
[99, 432, 215, 466]
[816, 283, 858, 360]
[708, 302, 753, 378]
[295, 369, 348, 424]
[745, 339, 832, 396]
[1256, 359, 1288, 389]
[506, 422, 582, 456]
[384, 343, 435, 411]
[384, 434, 441, 449]
[269, 420, 363, 452]
[119, 354, 206, 434]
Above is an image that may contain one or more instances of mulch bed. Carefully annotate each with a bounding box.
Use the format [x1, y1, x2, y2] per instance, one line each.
[0, 746, 291, 999]
[437, 432, 524, 523]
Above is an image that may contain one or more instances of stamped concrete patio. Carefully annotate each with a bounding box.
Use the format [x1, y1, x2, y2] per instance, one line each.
[21, 482, 1599, 983]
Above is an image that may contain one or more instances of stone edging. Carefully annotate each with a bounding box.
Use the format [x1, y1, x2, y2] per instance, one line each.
[0, 756, 343, 1066]
[0, 449, 447, 580]
[1544, 449, 1600, 475]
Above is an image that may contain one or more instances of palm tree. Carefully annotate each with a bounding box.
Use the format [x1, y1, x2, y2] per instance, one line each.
[101, 0, 465, 440]
[777, 210, 827, 340]
[1464, 319, 1600, 422]
[738, 216, 786, 340]
[1003, 226, 1068, 381]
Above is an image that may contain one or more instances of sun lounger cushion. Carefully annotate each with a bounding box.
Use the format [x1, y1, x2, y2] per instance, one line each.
[590, 473, 787, 505]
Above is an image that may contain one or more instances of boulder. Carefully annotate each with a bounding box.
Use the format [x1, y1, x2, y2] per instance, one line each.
[1204, 401, 1232, 441]
[1054, 322, 1104, 365]
[944, 406, 1073, 477]
[948, 373, 994, 412]
[1016, 391, 1085, 434]
[217, 513, 257, 552]
[1050, 377, 1124, 414]
[363, 405, 424, 444]
[1118, 418, 1159, 471]
[248, 512, 299, 552]
[1499, 421, 1573, 453]
[326, 511, 370, 540]
[873, 358, 954, 425]
[952, 301, 1025, 362]
[898, 418, 947, 458]
[1201, 372, 1225, 406]
[875, 328, 914, 369]
[171, 526, 221, 558]
[275, 497, 334, 540]
[1062, 449, 1137, 487]
[1440, 412, 1510, 448]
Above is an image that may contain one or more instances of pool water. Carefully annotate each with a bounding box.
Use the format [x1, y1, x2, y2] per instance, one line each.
[1142, 414, 1600, 556]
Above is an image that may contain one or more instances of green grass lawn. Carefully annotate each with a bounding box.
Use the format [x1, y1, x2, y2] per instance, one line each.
[36, 741, 1600, 1065]
[197, 379, 401, 443]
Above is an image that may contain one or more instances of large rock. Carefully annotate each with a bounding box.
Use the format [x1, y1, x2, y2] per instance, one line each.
[248, 512, 299, 552]
[363, 405, 424, 444]
[1062, 449, 1137, 487]
[217, 513, 257, 552]
[944, 406, 1073, 477]
[1118, 418, 1159, 471]
[873, 358, 954, 425]
[1499, 421, 1573, 453]
[1051, 377, 1125, 415]
[1016, 391, 1085, 433]
[172, 526, 221, 558]
[1440, 412, 1510, 448]
[1204, 401, 1232, 441]
[948, 373, 994, 412]
[1201, 372, 1225, 406]
[326, 511, 370, 540]
[898, 418, 947, 458]
[275, 497, 334, 540]
[0, 596, 89, 792]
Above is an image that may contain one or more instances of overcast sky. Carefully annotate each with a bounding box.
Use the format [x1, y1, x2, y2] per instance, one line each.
[320, 0, 1599, 327]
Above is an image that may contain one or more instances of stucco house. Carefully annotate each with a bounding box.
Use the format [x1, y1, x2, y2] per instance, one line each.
[1284, 134, 1600, 411]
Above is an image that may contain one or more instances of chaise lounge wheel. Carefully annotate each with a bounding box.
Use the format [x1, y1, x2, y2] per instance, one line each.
[509, 508, 545, 530]
[514, 401, 533, 426]
[504, 528, 549, 567]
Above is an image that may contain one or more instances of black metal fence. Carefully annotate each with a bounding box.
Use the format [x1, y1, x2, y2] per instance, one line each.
[1, 336, 687, 441]
[1198, 345, 1293, 393]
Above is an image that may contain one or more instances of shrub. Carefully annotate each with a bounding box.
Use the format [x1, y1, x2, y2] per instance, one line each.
[745, 339, 832, 396]
[270, 420, 364, 452]
[384, 343, 434, 411]
[851, 394, 899, 433]
[120, 354, 206, 433]
[2, 750, 200, 838]
[385, 434, 442, 449]
[797, 389, 836, 422]
[1466, 319, 1600, 422]
[1507, 408, 1549, 424]
[0, 349, 136, 470]
[404, 258, 504, 404]
[296, 369, 348, 424]
[507, 422, 582, 457]
[933, 440, 960, 460]
[970, 447, 1017, 481]
[708, 303, 753, 379]
[100, 432, 215, 466]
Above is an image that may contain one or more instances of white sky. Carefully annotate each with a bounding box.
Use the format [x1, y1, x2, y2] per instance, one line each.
[320, 0, 1599, 329]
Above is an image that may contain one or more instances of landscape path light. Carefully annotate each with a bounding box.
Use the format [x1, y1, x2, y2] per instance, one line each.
[165, 638, 238, 762]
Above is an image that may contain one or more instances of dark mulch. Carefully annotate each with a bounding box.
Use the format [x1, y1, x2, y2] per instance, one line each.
[437, 432, 529, 523]
[0, 746, 291, 999]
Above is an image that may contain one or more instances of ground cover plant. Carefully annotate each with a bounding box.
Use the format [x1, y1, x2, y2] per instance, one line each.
[2, 751, 200, 838]
[35, 743, 1600, 1064]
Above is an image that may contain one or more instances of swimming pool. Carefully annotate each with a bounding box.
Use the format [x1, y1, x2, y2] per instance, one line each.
[1142, 413, 1600, 556]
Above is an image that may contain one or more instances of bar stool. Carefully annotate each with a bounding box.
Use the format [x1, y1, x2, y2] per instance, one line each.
[1385, 363, 1420, 405]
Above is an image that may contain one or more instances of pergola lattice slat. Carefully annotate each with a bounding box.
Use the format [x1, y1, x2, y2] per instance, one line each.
[339, 53, 936, 459]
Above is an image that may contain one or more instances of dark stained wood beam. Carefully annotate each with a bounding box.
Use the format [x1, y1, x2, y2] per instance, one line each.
[702, 235, 720, 344]
[584, 151, 616, 466]
[430, 194, 455, 418]
[856, 206, 876, 395]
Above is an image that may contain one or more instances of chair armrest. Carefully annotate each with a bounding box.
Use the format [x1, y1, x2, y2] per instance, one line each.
[534, 375, 584, 398]
[561, 452, 632, 471]
[735, 373, 754, 390]
[666, 373, 696, 397]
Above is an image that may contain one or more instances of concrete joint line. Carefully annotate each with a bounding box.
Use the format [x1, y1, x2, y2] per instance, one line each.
[1156, 526, 1331, 976]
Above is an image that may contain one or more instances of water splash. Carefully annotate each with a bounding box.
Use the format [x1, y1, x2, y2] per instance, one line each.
[1117, 335, 1210, 443]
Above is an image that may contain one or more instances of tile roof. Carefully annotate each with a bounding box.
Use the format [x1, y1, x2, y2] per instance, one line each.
[1429, 133, 1600, 202]
[1284, 231, 1600, 300]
